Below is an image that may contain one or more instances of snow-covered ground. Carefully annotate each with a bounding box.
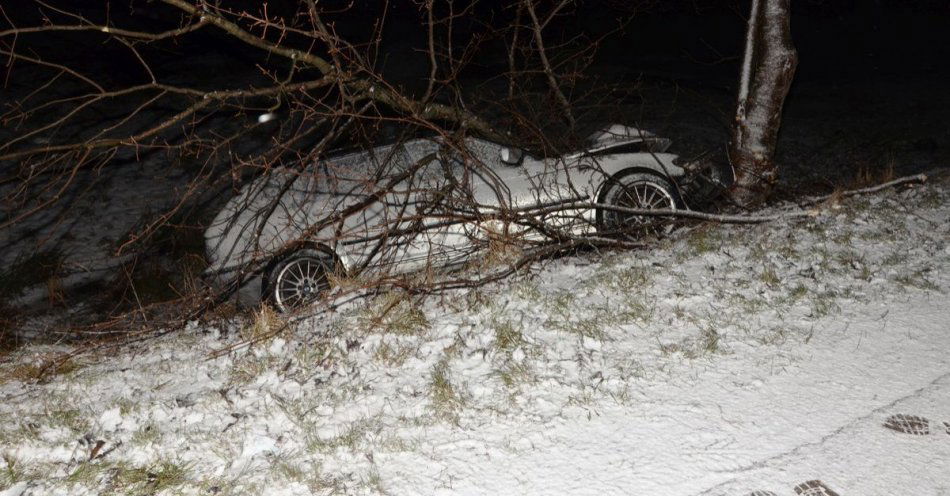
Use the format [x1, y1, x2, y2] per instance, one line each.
[1, 173, 948, 496]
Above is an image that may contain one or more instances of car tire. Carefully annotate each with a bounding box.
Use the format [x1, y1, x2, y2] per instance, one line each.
[597, 170, 681, 239]
[262, 248, 335, 313]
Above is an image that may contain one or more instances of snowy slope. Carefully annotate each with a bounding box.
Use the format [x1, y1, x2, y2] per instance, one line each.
[1, 174, 948, 496]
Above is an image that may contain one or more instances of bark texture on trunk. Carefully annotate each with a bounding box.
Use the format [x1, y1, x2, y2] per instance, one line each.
[728, 0, 798, 208]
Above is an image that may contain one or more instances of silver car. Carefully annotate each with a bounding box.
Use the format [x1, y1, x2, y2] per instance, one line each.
[205, 124, 686, 311]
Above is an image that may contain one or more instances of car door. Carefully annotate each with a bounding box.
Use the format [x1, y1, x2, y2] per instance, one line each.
[460, 139, 599, 243]
[328, 139, 475, 276]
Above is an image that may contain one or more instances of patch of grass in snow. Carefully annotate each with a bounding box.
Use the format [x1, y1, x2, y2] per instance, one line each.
[131, 423, 160, 446]
[468, 287, 496, 308]
[430, 356, 465, 420]
[614, 357, 647, 381]
[271, 458, 351, 493]
[610, 296, 655, 325]
[114, 397, 139, 417]
[803, 219, 829, 237]
[760, 266, 781, 288]
[65, 461, 111, 487]
[0, 418, 40, 447]
[380, 433, 417, 452]
[880, 250, 905, 267]
[110, 459, 190, 494]
[545, 296, 601, 337]
[834, 250, 873, 281]
[282, 338, 343, 381]
[809, 290, 840, 318]
[493, 318, 525, 352]
[197, 479, 261, 495]
[43, 406, 90, 434]
[227, 351, 281, 386]
[775, 238, 800, 260]
[915, 187, 945, 209]
[584, 260, 652, 293]
[290, 405, 414, 460]
[306, 417, 381, 454]
[754, 325, 810, 346]
[609, 265, 652, 292]
[373, 338, 415, 367]
[239, 305, 285, 343]
[1, 454, 38, 488]
[857, 224, 895, 243]
[894, 268, 940, 291]
[273, 457, 308, 482]
[831, 228, 854, 246]
[565, 316, 608, 340]
[790, 284, 809, 300]
[541, 282, 653, 340]
[358, 292, 430, 336]
[495, 360, 536, 389]
[545, 289, 575, 318]
[1, 352, 80, 384]
[364, 466, 386, 494]
[664, 327, 724, 359]
[544, 298, 607, 340]
[744, 232, 769, 262]
[728, 292, 769, 316]
[684, 226, 723, 256]
[566, 388, 600, 409]
[512, 279, 543, 302]
[698, 326, 722, 354]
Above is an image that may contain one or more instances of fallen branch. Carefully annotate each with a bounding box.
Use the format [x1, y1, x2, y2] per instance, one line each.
[589, 173, 929, 225]
[802, 173, 928, 205]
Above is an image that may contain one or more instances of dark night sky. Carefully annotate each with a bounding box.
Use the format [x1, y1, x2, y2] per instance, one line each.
[4, 0, 947, 178]
[7, 0, 948, 87]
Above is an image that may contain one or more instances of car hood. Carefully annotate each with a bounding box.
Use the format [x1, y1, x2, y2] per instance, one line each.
[576, 124, 672, 157]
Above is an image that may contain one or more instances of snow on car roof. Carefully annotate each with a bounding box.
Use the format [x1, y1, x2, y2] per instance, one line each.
[587, 124, 658, 145]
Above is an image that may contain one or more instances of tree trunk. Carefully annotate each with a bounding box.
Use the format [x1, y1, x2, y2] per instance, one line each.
[728, 0, 798, 208]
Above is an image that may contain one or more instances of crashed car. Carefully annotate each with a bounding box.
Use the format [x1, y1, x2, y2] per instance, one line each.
[205, 124, 688, 311]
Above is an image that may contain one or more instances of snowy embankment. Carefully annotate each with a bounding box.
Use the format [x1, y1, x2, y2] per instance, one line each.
[2, 175, 949, 496]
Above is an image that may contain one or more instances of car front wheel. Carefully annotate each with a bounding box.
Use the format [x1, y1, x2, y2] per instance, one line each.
[598, 171, 680, 238]
[263, 248, 335, 313]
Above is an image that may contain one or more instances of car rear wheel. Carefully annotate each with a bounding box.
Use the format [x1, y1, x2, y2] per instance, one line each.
[264, 248, 334, 313]
[598, 171, 680, 238]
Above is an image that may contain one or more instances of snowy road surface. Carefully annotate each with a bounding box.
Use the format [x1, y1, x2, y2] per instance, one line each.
[1, 176, 949, 495]
[385, 298, 950, 496]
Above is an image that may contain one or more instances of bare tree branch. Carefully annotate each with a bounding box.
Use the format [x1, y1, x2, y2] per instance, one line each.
[523, 0, 576, 128]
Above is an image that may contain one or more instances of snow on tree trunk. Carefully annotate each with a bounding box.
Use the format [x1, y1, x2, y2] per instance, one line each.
[728, 0, 798, 208]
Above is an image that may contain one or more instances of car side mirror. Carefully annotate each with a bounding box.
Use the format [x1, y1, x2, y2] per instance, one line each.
[500, 147, 525, 166]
